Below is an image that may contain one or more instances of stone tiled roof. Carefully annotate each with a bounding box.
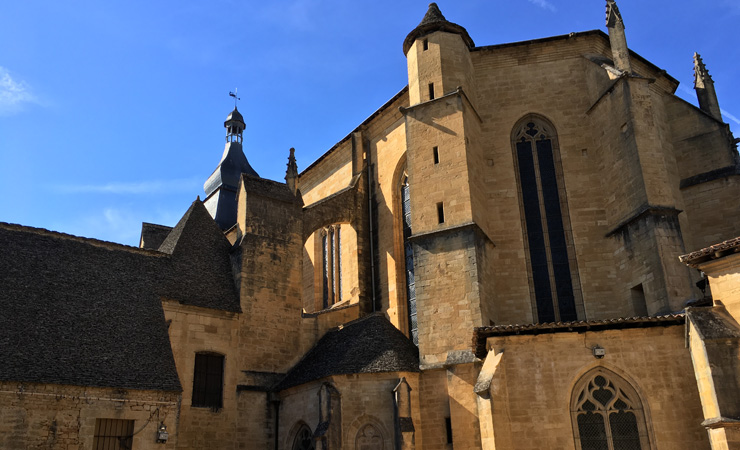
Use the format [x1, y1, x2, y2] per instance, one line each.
[276, 314, 419, 391]
[140, 222, 173, 250]
[0, 223, 182, 391]
[241, 174, 300, 204]
[473, 314, 685, 358]
[0, 200, 241, 390]
[403, 3, 474, 54]
[679, 236, 740, 267]
[158, 199, 241, 312]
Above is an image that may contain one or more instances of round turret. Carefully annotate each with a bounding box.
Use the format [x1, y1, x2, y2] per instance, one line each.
[403, 3, 474, 55]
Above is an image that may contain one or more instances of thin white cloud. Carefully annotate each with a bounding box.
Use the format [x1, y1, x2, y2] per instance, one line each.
[0, 66, 38, 115]
[677, 85, 739, 125]
[53, 178, 202, 195]
[51, 205, 186, 246]
[721, 108, 740, 126]
[527, 0, 556, 12]
[257, 0, 319, 31]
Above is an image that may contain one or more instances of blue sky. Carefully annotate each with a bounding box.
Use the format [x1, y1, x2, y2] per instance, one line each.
[1, 0, 738, 246]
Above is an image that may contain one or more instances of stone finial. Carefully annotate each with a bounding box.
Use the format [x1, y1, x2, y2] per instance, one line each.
[693, 52, 712, 88]
[693, 53, 722, 121]
[605, 0, 623, 28]
[419, 3, 447, 26]
[605, 0, 631, 73]
[285, 147, 299, 195]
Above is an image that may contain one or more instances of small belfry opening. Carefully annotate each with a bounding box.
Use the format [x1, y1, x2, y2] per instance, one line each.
[224, 107, 244, 144]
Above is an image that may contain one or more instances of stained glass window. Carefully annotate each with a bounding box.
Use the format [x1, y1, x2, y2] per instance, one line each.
[513, 117, 580, 323]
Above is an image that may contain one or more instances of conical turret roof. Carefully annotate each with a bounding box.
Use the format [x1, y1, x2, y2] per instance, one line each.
[403, 3, 474, 55]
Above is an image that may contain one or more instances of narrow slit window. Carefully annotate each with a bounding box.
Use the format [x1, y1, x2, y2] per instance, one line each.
[433, 146, 440, 164]
[445, 417, 453, 444]
[428, 83, 435, 100]
[437, 202, 445, 224]
[631, 284, 647, 317]
[423, 39, 429, 51]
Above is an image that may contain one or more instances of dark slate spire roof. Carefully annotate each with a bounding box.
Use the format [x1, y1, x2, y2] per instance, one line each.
[204, 142, 259, 197]
[0, 223, 182, 392]
[225, 107, 245, 127]
[276, 314, 419, 391]
[158, 199, 241, 312]
[403, 3, 474, 54]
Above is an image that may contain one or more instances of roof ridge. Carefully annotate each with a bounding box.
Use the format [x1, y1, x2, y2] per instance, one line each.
[0, 221, 166, 257]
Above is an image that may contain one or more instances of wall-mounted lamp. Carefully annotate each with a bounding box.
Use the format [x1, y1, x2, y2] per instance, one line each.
[592, 345, 605, 359]
[156, 423, 169, 444]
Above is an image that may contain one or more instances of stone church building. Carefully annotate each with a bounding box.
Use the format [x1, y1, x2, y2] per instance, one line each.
[3, 2, 740, 449]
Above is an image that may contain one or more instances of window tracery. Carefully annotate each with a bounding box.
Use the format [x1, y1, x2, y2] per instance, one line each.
[572, 369, 650, 450]
[292, 424, 315, 450]
[356, 423, 384, 450]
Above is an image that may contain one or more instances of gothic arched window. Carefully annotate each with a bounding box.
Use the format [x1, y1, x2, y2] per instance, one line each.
[400, 175, 418, 345]
[512, 116, 582, 323]
[571, 368, 651, 450]
[320, 225, 342, 308]
[292, 424, 315, 450]
[356, 423, 384, 450]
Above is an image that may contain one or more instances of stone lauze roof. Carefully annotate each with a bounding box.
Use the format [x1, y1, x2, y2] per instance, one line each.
[0, 200, 239, 391]
[277, 314, 419, 390]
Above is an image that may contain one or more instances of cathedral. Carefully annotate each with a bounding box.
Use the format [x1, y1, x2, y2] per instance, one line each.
[3, 2, 740, 449]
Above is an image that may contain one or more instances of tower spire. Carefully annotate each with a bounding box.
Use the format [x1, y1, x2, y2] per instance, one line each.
[693, 53, 723, 121]
[605, 0, 632, 73]
[285, 148, 299, 195]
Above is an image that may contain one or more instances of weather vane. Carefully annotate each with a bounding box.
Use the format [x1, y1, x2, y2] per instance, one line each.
[229, 88, 240, 108]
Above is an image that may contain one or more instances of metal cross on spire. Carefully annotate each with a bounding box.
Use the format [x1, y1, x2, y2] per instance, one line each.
[229, 88, 241, 108]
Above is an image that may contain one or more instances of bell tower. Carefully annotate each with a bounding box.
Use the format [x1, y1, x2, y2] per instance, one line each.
[203, 107, 259, 230]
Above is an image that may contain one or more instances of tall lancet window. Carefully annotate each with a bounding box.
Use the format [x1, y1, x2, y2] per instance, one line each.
[571, 368, 651, 450]
[401, 175, 418, 345]
[321, 225, 342, 309]
[513, 116, 581, 323]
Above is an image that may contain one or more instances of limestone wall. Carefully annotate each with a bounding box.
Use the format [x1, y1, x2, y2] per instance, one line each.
[482, 326, 709, 449]
[278, 372, 419, 450]
[0, 382, 180, 450]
